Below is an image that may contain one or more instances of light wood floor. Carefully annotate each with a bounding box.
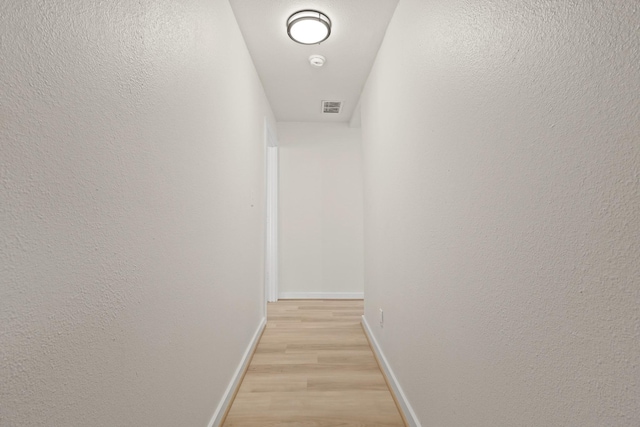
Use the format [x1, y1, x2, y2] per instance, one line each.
[222, 300, 405, 426]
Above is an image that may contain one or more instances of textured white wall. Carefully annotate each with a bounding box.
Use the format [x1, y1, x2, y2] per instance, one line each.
[361, 0, 640, 425]
[278, 122, 364, 295]
[0, 0, 274, 425]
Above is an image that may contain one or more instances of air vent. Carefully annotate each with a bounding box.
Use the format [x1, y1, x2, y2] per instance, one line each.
[322, 100, 343, 114]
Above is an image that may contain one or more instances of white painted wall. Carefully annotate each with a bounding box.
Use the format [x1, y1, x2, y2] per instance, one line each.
[0, 0, 274, 425]
[361, 0, 640, 425]
[278, 122, 364, 297]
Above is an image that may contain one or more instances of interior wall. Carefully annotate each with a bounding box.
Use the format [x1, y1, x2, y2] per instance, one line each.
[360, 0, 639, 425]
[0, 0, 274, 425]
[277, 122, 364, 297]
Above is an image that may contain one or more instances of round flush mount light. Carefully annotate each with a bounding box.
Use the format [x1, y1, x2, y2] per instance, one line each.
[309, 54, 326, 67]
[287, 10, 332, 45]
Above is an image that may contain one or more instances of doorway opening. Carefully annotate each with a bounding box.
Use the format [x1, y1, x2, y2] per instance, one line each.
[264, 119, 279, 313]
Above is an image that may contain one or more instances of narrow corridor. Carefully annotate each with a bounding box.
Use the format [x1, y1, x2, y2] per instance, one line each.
[223, 300, 405, 426]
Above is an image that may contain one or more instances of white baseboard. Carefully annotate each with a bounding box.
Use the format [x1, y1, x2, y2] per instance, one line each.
[278, 292, 364, 300]
[208, 317, 266, 427]
[361, 315, 422, 427]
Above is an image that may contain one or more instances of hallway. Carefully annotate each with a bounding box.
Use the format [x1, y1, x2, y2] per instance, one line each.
[2, 0, 639, 425]
[223, 300, 404, 426]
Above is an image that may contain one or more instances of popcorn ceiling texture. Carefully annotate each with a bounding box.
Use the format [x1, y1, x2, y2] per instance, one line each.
[360, 0, 640, 425]
[1, 0, 274, 425]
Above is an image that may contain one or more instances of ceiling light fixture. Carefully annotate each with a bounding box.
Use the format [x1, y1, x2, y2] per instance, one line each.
[287, 10, 332, 45]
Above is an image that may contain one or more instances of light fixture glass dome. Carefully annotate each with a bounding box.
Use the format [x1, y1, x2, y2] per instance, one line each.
[287, 10, 331, 45]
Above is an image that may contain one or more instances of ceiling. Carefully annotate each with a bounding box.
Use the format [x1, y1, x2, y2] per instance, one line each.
[229, 0, 399, 123]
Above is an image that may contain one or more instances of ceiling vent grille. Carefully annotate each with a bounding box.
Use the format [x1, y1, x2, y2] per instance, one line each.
[322, 100, 343, 114]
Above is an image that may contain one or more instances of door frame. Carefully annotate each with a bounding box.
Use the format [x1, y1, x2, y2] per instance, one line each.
[264, 118, 279, 315]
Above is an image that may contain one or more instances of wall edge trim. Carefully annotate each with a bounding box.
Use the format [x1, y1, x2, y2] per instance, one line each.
[208, 316, 267, 427]
[278, 292, 364, 300]
[361, 315, 422, 427]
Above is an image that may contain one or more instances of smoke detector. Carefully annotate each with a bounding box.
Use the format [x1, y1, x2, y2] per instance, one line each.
[322, 100, 342, 114]
[309, 54, 326, 67]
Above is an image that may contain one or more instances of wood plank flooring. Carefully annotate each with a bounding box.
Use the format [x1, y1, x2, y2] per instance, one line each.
[222, 300, 405, 426]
